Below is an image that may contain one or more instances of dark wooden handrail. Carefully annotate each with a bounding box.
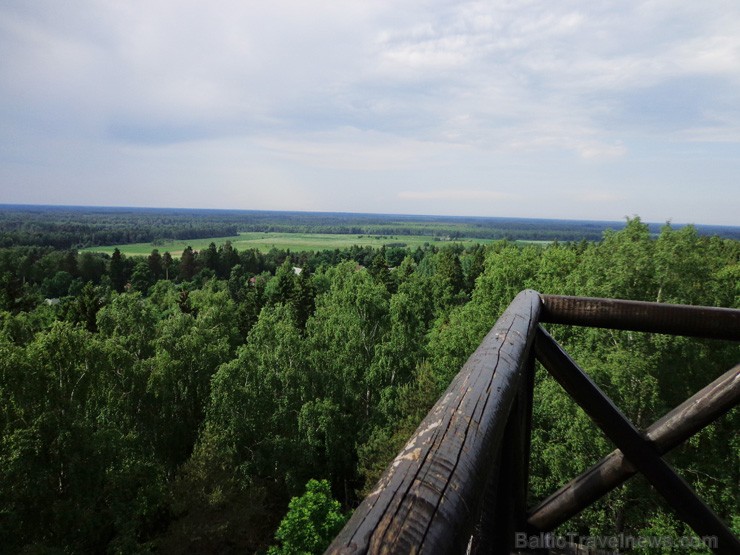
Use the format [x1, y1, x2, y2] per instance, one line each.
[326, 293, 740, 554]
[328, 289, 541, 553]
[540, 295, 740, 340]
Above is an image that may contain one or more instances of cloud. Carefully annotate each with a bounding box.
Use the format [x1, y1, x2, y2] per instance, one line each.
[398, 190, 515, 201]
[1, 0, 739, 224]
[577, 142, 628, 161]
[256, 128, 466, 171]
[4, 0, 739, 149]
[572, 190, 628, 203]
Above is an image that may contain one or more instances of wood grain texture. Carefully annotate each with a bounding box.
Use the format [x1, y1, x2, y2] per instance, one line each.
[540, 295, 740, 340]
[325, 290, 541, 554]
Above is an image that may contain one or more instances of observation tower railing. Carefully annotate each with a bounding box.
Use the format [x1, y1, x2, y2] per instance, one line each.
[326, 291, 740, 554]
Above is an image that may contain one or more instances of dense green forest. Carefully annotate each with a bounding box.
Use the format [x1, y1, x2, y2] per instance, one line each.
[0, 217, 738, 553]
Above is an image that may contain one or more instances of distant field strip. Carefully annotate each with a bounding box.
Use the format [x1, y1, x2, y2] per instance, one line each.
[83, 231, 496, 256]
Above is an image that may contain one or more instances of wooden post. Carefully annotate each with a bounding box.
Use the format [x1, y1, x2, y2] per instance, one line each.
[534, 327, 740, 554]
[528, 364, 740, 531]
[469, 437, 504, 554]
[470, 356, 536, 555]
[325, 290, 541, 554]
[492, 351, 536, 553]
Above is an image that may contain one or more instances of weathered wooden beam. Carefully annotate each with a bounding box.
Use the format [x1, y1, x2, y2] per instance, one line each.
[534, 327, 740, 554]
[511, 353, 537, 541]
[325, 290, 541, 554]
[469, 432, 504, 554]
[540, 295, 740, 341]
[528, 364, 740, 531]
[477, 354, 536, 555]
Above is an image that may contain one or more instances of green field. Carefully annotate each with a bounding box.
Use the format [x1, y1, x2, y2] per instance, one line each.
[83, 231, 497, 257]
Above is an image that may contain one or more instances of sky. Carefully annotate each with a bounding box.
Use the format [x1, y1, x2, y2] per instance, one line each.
[1, 1, 739, 225]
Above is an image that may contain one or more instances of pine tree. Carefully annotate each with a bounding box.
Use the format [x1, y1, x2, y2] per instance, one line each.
[109, 248, 126, 292]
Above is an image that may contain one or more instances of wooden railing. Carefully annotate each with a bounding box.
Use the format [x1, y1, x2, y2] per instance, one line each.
[326, 291, 740, 554]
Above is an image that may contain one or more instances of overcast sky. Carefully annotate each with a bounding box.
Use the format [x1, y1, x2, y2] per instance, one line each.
[1, 1, 739, 225]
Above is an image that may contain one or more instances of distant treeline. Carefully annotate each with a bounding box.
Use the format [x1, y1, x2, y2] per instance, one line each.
[0, 206, 238, 249]
[237, 224, 598, 241]
[1, 205, 739, 249]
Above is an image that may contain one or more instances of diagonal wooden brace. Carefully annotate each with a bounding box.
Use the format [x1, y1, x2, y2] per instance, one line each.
[528, 364, 740, 531]
[534, 326, 740, 555]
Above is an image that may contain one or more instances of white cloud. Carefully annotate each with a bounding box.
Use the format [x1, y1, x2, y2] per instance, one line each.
[1, 0, 739, 224]
[256, 129, 465, 171]
[4, 0, 739, 148]
[398, 189, 515, 201]
[572, 190, 628, 203]
[577, 142, 628, 161]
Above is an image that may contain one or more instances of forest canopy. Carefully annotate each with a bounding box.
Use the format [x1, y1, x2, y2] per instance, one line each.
[0, 216, 738, 553]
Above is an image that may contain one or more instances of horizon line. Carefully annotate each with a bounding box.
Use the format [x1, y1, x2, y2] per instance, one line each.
[0, 202, 737, 230]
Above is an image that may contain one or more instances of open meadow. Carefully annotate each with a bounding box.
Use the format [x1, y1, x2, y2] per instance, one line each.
[82, 231, 497, 256]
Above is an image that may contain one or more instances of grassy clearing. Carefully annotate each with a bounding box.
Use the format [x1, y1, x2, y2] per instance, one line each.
[83, 231, 498, 257]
